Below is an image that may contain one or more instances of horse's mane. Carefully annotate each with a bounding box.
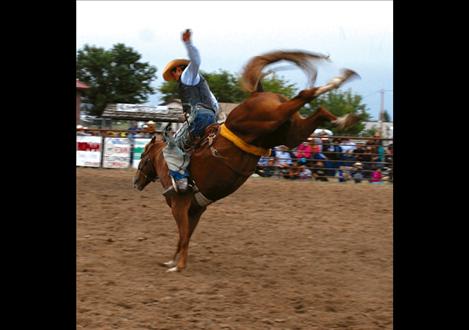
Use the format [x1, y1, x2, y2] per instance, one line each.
[240, 50, 330, 93]
[141, 136, 157, 157]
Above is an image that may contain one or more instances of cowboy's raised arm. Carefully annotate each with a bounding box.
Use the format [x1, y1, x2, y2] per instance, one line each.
[181, 29, 201, 86]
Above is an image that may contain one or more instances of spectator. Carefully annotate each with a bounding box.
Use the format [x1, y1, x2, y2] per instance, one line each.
[351, 162, 364, 183]
[387, 143, 393, 156]
[295, 141, 313, 165]
[76, 125, 91, 136]
[284, 161, 300, 180]
[371, 139, 385, 169]
[141, 124, 153, 138]
[256, 156, 276, 177]
[313, 149, 327, 161]
[310, 135, 323, 154]
[360, 145, 374, 179]
[340, 138, 356, 153]
[381, 166, 392, 182]
[385, 144, 393, 182]
[128, 121, 139, 139]
[370, 168, 383, 184]
[352, 143, 366, 162]
[336, 168, 346, 183]
[146, 120, 157, 135]
[312, 161, 328, 181]
[274, 145, 293, 171]
[340, 138, 356, 167]
[323, 138, 342, 177]
[258, 155, 270, 167]
[298, 164, 312, 179]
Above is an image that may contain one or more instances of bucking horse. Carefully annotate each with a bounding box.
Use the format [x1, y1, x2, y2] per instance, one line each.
[133, 50, 359, 272]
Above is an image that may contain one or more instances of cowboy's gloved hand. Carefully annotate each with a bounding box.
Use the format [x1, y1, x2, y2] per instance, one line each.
[182, 29, 191, 42]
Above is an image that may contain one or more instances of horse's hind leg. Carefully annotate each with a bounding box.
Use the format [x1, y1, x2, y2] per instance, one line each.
[188, 204, 206, 238]
[274, 69, 359, 120]
[282, 107, 338, 147]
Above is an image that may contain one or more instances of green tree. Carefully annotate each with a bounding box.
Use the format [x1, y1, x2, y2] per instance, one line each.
[382, 110, 392, 122]
[158, 70, 248, 103]
[361, 127, 378, 137]
[158, 79, 179, 104]
[260, 73, 297, 99]
[300, 89, 371, 135]
[203, 70, 248, 102]
[76, 43, 157, 116]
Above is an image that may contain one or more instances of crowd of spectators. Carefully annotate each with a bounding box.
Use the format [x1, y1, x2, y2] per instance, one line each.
[255, 132, 393, 183]
[77, 122, 393, 184]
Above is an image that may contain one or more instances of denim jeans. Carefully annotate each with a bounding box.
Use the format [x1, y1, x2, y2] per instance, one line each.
[188, 106, 216, 138]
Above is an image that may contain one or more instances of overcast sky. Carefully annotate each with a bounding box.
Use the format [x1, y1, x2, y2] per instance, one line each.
[77, 1, 393, 120]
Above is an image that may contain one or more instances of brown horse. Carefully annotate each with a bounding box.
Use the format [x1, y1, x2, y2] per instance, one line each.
[133, 50, 359, 272]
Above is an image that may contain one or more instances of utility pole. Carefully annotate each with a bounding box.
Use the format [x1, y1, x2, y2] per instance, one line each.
[379, 88, 385, 138]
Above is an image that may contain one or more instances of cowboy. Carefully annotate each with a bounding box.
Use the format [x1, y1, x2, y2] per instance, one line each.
[161, 29, 219, 194]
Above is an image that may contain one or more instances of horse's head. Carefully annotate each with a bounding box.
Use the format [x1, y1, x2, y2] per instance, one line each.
[133, 136, 159, 191]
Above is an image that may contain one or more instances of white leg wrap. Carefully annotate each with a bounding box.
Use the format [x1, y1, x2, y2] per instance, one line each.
[166, 266, 179, 272]
[163, 260, 177, 268]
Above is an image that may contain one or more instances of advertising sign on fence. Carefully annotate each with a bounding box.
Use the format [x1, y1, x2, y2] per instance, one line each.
[132, 138, 152, 168]
[76, 136, 103, 167]
[103, 138, 132, 168]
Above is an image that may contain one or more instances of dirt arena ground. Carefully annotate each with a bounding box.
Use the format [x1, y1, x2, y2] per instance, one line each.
[77, 167, 392, 329]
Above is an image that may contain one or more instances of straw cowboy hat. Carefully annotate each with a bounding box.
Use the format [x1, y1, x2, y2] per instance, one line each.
[162, 59, 190, 81]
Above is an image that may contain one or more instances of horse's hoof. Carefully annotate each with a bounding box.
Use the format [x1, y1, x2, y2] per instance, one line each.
[332, 113, 360, 129]
[342, 68, 361, 81]
[163, 260, 177, 268]
[166, 266, 179, 273]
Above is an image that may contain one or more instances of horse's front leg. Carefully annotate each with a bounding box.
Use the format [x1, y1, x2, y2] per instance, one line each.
[166, 194, 193, 272]
[161, 242, 180, 269]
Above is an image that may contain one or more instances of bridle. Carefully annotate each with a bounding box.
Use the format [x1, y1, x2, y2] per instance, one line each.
[137, 153, 157, 182]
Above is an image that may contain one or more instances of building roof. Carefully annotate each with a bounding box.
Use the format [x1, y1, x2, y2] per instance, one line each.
[158, 100, 239, 115]
[102, 103, 185, 122]
[101, 100, 240, 123]
[76, 79, 90, 90]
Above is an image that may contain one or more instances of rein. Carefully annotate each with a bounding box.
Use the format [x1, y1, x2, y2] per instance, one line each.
[137, 154, 157, 182]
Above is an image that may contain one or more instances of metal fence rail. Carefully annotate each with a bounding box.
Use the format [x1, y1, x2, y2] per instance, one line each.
[76, 129, 393, 183]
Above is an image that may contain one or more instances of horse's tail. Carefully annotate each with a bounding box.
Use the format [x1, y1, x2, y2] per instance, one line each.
[240, 50, 330, 93]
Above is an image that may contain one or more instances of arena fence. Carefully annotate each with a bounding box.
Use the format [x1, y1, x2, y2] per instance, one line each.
[76, 128, 393, 183]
